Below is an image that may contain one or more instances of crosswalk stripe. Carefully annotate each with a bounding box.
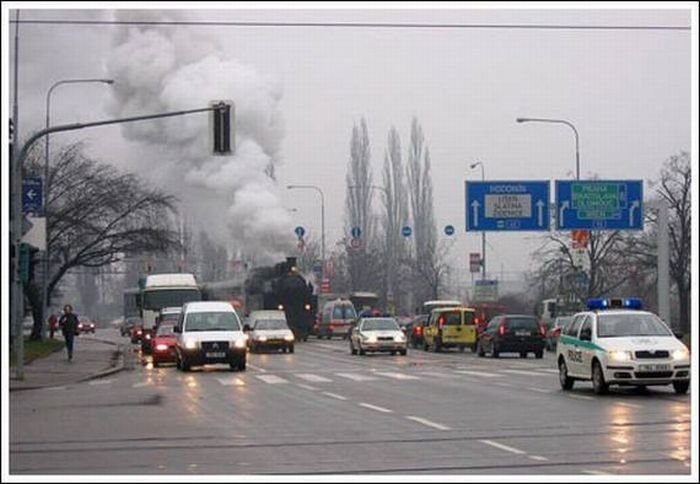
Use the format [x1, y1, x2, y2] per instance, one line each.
[216, 377, 246, 386]
[255, 375, 288, 384]
[374, 372, 420, 380]
[336, 373, 378, 382]
[295, 373, 332, 383]
[454, 370, 503, 378]
[500, 369, 550, 377]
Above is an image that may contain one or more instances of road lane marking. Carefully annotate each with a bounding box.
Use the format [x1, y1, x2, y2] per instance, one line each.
[132, 382, 152, 388]
[44, 386, 68, 391]
[296, 384, 319, 391]
[255, 375, 288, 384]
[500, 369, 550, 377]
[566, 394, 595, 401]
[88, 379, 114, 386]
[322, 392, 348, 401]
[295, 373, 332, 383]
[536, 368, 560, 374]
[405, 416, 451, 431]
[358, 403, 393, 413]
[336, 373, 378, 382]
[216, 377, 246, 386]
[479, 439, 527, 455]
[582, 470, 608, 475]
[529, 388, 553, 394]
[419, 371, 458, 379]
[454, 370, 503, 378]
[375, 372, 420, 380]
[528, 455, 549, 461]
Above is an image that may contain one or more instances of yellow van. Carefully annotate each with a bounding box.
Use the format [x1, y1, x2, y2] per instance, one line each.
[423, 307, 477, 352]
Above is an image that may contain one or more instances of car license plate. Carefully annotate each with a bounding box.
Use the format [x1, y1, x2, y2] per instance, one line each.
[205, 352, 226, 359]
[516, 330, 529, 336]
[639, 364, 670, 372]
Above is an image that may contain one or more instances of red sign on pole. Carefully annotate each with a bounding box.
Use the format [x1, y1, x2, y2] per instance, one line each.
[320, 278, 331, 293]
[469, 253, 481, 273]
[350, 237, 362, 249]
[571, 230, 590, 249]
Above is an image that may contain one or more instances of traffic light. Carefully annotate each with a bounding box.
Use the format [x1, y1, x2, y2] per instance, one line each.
[211, 101, 234, 155]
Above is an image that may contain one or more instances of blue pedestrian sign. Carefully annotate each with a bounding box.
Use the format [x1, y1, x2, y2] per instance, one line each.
[351, 226, 362, 238]
[22, 177, 43, 213]
[294, 226, 305, 238]
[556, 180, 643, 230]
[401, 226, 412, 237]
[444, 225, 455, 236]
[465, 181, 550, 231]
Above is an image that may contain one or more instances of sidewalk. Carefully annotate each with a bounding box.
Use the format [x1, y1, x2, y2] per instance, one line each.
[9, 335, 126, 392]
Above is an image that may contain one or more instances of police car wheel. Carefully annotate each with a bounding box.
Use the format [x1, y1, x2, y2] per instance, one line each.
[559, 359, 574, 390]
[592, 361, 609, 395]
[673, 381, 689, 395]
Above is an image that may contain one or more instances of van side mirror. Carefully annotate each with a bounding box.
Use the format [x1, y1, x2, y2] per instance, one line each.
[173, 326, 181, 334]
[243, 324, 251, 332]
[673, 331, 684, 340]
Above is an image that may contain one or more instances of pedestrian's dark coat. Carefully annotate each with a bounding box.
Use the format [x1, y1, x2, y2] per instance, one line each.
[59, 312, 79, 336]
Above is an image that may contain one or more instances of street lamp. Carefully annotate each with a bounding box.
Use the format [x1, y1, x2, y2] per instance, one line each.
[42, 78, 114, 338]
[287, 185, 325, 279]
[516, 117, 580, 180]
[469, 161, 487, 280]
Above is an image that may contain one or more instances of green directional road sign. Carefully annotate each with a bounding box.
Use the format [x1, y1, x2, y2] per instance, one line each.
[557, 180, 643, 230]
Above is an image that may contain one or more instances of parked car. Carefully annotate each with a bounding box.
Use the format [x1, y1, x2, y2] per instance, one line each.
[121, 317, 141, 337]
[151, 322, 178, 367]
[546, 316, 573, 351]
[246, 310, 296, 353]
[174, 301, 248, 371]
[77, 315, 96, 335]
[349, 317, 407, 356]
[477, 314, 546, 358]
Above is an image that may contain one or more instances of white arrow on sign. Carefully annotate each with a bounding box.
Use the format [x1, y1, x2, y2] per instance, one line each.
[629, 200, 639, 227]
[536, 200, 545, 227]
[471, 200, 480, 227]
[27, 189, 37, 200]
[559, 201, 569, 224]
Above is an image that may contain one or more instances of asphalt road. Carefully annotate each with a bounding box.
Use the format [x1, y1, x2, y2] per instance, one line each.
[10, 329, 691, 476]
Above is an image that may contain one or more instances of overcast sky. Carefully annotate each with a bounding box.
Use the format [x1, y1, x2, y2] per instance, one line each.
[3, 4, 695, 285]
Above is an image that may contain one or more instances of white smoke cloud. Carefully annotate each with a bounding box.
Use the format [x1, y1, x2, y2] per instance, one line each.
[106, 10, 292, 262]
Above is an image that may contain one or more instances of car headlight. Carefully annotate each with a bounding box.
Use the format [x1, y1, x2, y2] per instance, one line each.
[184, 340, 198, 350]
[155, 344, 168, 351]
[395, 334, 406, 342]
[233, 338, 247, 349]
[608, 350, 633, 362]
[284, 334, 295, 342]
[363, 335, 377, 343]
[257, 335, 268, 342]
[672, 348, 689, 361]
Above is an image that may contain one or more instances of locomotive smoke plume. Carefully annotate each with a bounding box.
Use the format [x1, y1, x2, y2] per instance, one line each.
[106, 10, 293, 262]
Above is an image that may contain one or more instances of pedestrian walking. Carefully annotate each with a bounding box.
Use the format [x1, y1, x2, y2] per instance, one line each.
[58, 304, 79, 360]
[48, 313, 58, 339]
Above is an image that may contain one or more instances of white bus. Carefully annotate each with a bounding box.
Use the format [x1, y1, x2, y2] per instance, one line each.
[142, 274, 201, 333]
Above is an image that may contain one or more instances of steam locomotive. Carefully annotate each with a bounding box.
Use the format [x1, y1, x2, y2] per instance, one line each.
[201, 257, 317, 341]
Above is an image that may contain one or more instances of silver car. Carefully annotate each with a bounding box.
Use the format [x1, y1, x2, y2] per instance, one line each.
[247, 310, 296, 353]
[349, 317, 408, 356]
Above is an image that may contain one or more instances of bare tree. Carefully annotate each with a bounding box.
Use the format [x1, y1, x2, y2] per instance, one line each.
[406, 118, 440, 303]
[23, 141, 180, 339]
[381, 126, 409, 310]
[344, 117, 377, 291]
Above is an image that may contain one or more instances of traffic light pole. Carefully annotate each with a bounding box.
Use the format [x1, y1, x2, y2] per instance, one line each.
[11, 104, 226, 380]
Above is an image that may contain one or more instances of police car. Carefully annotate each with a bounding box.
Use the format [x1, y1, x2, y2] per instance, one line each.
[556, 298, 690, 395]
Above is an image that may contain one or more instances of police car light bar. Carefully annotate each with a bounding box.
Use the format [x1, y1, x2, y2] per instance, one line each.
[587, 298, 643, 311]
